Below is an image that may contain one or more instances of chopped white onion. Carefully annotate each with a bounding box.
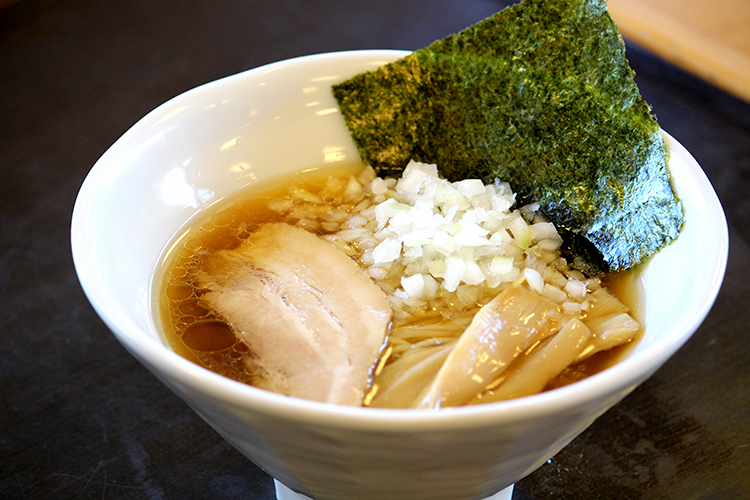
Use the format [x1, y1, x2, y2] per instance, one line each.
[313, 161, 596, 317]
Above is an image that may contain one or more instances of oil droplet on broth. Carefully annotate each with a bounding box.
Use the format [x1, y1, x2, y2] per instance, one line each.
[178, 298, 209, 317]
[182, 320, 236, 352]
[166, 283, 193, 300]
[210, 211, 235, 227]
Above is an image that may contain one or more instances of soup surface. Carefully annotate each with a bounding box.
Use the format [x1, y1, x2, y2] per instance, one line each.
[155, 164, 642, 408]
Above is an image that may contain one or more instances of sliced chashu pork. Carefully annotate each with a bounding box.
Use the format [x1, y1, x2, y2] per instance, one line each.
[196, 223, 391, 406]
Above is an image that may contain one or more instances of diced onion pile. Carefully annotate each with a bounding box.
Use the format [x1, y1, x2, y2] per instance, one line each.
[269, 161, 602, 322]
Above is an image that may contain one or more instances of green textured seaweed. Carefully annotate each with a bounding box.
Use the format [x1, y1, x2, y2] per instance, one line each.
[332, 0, 683, 272]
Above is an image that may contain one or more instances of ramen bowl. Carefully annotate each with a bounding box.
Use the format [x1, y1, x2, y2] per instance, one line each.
[71, 50, 727, 500]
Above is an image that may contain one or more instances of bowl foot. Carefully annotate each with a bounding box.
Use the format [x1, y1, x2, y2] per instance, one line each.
[274, 479, 514, 500]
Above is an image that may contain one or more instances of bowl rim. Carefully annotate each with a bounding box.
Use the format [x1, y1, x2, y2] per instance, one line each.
[71, 49, 729, 431]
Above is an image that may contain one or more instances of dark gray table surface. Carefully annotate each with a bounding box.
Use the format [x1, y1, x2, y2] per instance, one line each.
[2, 0, 749, 499]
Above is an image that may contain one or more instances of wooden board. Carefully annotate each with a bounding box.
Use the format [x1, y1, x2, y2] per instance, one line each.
[608, 0, 750, 102]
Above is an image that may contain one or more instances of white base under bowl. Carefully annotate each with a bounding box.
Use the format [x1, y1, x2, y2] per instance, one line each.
[274, 480, 514, 500]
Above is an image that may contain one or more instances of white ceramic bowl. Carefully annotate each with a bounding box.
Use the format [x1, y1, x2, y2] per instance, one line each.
[71, 50, 728, 500]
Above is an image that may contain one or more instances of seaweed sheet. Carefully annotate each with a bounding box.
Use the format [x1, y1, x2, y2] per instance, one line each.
[332, 0, 683, 272]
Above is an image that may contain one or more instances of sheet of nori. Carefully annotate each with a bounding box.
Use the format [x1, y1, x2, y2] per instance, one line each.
[332, 0, 684, 272]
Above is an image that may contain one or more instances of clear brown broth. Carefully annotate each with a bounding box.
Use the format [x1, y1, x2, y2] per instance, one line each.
[155, 164, 642, 402]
